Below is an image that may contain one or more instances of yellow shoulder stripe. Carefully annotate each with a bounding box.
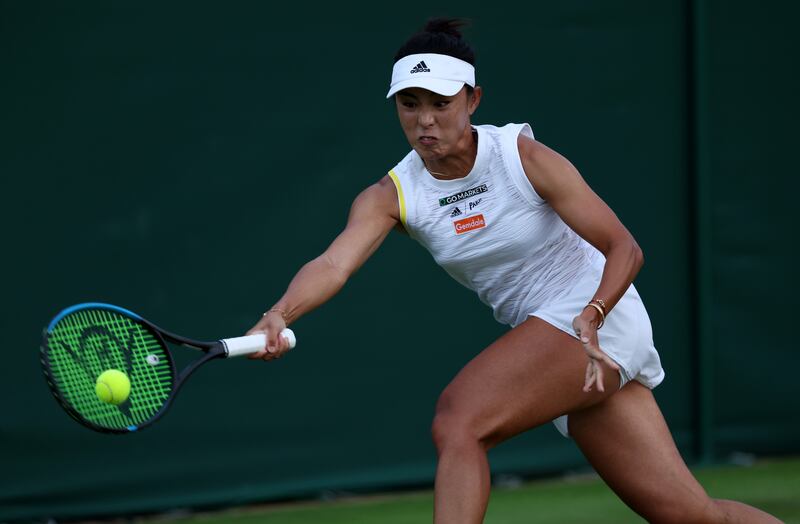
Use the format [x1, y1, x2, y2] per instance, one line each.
[387, 170, 407, 228]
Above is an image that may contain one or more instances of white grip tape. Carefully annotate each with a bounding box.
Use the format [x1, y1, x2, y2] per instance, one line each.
[221, 329, 296, 358]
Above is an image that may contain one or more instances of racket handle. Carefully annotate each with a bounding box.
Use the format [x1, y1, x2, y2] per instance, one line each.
[221, 329, 296, 358]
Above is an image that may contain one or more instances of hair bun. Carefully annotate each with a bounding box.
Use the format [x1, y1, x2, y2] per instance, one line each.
[393, 17, 476, 66]
[422, 18, 469, 38]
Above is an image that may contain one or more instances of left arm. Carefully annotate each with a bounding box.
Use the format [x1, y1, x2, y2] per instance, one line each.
[518, 134, 644, 391]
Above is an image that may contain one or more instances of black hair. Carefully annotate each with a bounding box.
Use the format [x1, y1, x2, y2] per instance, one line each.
[394, 18, 476, 66]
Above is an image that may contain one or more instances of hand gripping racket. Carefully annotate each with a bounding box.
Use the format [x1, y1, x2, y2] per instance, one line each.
[40, 302, 295, 434]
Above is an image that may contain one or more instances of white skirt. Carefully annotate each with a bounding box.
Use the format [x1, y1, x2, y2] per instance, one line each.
[520, 258, 665, 437]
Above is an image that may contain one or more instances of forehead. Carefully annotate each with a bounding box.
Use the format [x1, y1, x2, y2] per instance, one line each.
[396, 87, 459, 99]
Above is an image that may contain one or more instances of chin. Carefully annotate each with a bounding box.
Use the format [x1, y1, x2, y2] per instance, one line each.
[415, 145, 445, 159]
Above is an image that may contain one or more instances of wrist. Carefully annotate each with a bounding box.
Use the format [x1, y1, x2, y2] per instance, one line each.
[263, 306, 290, 325]
[582, 303, 605, 329]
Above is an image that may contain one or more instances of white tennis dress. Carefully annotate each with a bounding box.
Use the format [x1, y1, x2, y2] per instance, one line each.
[388, 123, 664, 437]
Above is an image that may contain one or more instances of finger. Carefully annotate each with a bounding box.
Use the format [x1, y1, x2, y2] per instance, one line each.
[266, 329, 279, 353]
[265, 335, 292, 359]
[582, 339, 620, 374]
[583, 362, 595, 392]
[581, 338, 604, 364]
[583, 339, 605, 360]
[268, 338, 285, 357]
[577, 323, 597, 346]
[602, 354, 620, 371]
[595, 360, 605, 393]
[249, 349, 269, 360]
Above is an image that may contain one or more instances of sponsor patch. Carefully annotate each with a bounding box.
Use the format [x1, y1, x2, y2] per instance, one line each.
[453, 214, 486, 235]
[450, 206, 462, 217]
[438, 184, 488, 207]
[468, 198, 482, 211]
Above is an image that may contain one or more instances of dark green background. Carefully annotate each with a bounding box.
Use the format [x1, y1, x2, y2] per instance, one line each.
[1, 1, 797, 521]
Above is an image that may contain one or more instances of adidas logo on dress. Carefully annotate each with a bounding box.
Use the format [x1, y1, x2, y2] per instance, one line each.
[450, 207, 462, 217]
[410, 61, 430, 73]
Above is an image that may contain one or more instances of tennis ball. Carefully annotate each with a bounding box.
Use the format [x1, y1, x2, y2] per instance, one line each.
[95, 369, 131, 405]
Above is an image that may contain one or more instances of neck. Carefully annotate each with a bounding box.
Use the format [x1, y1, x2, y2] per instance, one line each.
[423, 127, 478, 180]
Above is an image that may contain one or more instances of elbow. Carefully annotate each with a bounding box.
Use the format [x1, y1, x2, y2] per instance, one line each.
[632, 238, 644, 272]
[607, 234, 644, 272]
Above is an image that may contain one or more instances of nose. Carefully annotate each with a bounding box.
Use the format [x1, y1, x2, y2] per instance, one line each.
[418, 107, 435, 128]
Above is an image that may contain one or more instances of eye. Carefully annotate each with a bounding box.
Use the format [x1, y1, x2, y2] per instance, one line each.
[434, 100, 451, 108]
[401, 100, 416, 108]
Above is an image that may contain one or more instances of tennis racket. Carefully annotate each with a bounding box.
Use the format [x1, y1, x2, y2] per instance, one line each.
[40, 302, 295, 434]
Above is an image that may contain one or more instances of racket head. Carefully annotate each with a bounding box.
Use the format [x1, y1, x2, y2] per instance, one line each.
[41, 303, 177, 433]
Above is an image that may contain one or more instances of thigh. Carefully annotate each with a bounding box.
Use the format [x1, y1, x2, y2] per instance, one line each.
[436, 316, 620, 448]
[569, 382, 716, 522]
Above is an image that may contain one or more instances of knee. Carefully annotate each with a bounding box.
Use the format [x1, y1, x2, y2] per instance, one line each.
[430, 393, 486, 455]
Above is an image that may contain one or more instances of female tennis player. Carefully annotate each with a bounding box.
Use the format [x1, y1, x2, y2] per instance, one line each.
[247, 19, 780, 524]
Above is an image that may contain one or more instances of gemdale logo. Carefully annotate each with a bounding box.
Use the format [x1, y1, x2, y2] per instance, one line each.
[453, 214, 486, 235]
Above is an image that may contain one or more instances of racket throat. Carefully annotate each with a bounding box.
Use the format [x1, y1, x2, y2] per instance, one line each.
[174, 344, 226, 385]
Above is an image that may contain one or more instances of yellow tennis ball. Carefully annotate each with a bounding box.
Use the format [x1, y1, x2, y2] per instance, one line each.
[95, 369, 131, 405]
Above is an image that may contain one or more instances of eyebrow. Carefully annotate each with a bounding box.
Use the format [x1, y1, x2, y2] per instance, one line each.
[397, 91, 418, 99]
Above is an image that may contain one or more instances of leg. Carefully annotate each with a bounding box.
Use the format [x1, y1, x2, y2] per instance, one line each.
[431, 316, 620, 524]
[569, 381, 782, 523]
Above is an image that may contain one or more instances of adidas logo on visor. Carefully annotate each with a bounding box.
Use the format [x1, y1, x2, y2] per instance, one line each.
[410, 61, 430, 74]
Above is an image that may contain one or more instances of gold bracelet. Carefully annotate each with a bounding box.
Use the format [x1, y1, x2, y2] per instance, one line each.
[590, 298, 607, 316]
[584, 303, 605, 329]
[263, 307, 287, 320]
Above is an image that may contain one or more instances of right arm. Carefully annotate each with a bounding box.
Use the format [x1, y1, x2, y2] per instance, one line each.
[246, 175, 401, 359]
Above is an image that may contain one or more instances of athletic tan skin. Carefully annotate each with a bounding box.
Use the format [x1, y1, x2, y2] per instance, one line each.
[246, 87, 781, 524]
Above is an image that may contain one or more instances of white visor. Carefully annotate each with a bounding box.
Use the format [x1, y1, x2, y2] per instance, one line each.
[386, 53, 475, 98]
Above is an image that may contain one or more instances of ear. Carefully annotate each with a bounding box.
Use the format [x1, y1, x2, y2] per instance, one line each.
[468, 86, 483, 115]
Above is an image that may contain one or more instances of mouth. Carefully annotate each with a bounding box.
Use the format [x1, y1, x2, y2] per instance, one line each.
[418, 136, 438, 146]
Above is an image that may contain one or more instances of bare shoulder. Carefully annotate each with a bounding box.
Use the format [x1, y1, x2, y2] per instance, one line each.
[516, 133, 570, 169]
[350, 175, 401, 223]
[516, 133, 585, 203]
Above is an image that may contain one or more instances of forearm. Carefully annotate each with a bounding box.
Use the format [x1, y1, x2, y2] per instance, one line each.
[270, 254, 349, 325]
[590, 238, 644, 317]
[257, 179, 398, 329]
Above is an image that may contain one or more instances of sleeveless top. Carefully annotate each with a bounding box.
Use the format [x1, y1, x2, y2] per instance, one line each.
[387, 123, 604, 328]
[386, 122, 665, 430]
